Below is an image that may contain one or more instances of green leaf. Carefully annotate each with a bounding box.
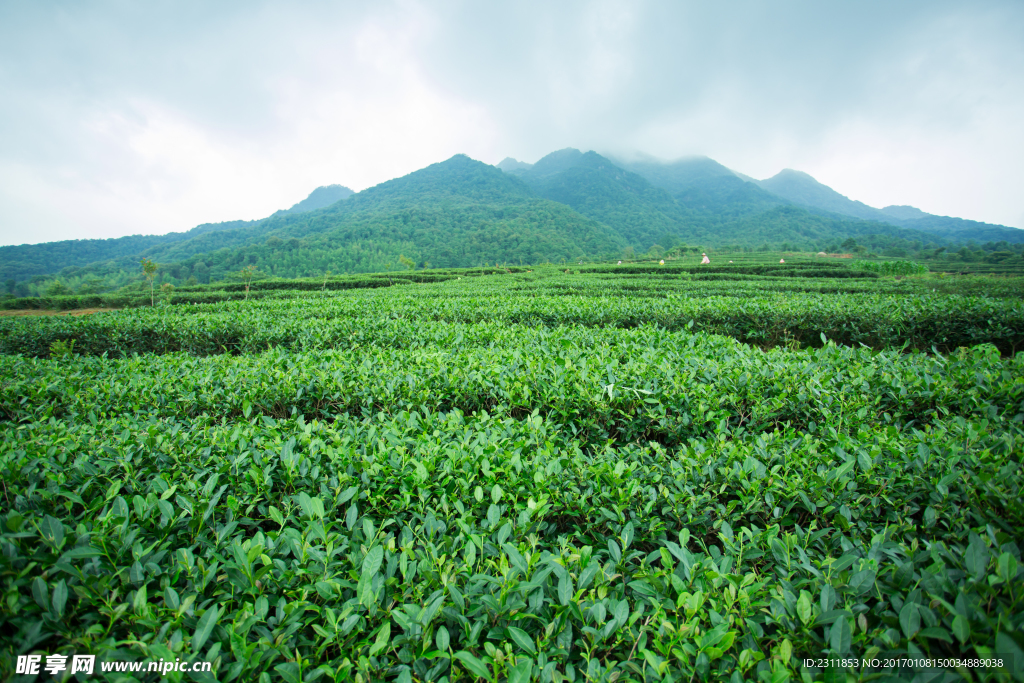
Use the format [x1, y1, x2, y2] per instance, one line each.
[849, 569, 875, 594]
[6, 512, 23, 532]
[42, 515, 64, 549]
[491, 484, 502, 504]
[165, 587, 180, 611]
[796, 590, 812, 625]
[508, 626, 537, 654]
[830, 618, 851, 654]
[132, 584, 147, 614]
[951, 614, 970, 644]
[358, 570, 375, 606]
[268, 506, 284, 527]
[435, 625, 450, 652]
[454, 651, 492, 680]
[32, 577, 48, 611]
[336, 486, 358, 505]
[899, 602, 920, 640]
[998, 552, 1019, 581]
[362, 546, 383, 576]
[369, 621, 391, 657]
[558, 572, 573, 606]
[274, 662, 301, 683]
[918, 626, 952, 643]
[509, 659, 533, 683]
[192, 605, 221, 653]
[622, 521, 634, 549]
[965, 541, 989, 579]
[52, 579, 68, 617]
[608, 539, 621, 563]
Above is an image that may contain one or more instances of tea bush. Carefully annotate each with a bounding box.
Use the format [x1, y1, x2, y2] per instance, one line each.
[1, 271, 1022, 682]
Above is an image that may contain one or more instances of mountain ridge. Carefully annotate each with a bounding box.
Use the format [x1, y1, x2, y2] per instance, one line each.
[4, 149, 1022, 297]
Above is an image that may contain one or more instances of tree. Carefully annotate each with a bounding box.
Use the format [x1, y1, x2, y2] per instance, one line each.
[160, 282, 175, 303]
[398, 254, 415, 270]
[78, 276, 105, 295]
[228, 264, 265, 300]
[141, 258, 158, 306]
[45, 280, 69, 296]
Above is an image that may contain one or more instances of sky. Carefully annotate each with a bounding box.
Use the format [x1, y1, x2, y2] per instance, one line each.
[1, 0, 1022, 246]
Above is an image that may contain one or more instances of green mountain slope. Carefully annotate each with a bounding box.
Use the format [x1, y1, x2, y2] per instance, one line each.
[759, 169, 1024, 244]
[0, 220, 257, 284]
[273, 184, 353, 216]
[510, 149, 689, 248]
[707, 205, 948, 251]
[611, 155, 791, 226]
[0, 184, 355, 284]
[610, 155, 739, 195]
[25, 155, 626, 288]
[7, 149, 1019, 298]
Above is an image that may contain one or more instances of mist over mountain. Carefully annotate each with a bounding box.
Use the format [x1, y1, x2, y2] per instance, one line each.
[4, 147, 1022, 298]
[496, 157, 533, 174]
[610, 155, 740, 194]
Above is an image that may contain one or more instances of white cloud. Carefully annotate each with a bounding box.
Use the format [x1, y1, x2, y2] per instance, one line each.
[0, 0, 1021, 246]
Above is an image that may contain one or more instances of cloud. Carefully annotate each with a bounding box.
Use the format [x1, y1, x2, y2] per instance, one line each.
[0, 0, 1021, 245]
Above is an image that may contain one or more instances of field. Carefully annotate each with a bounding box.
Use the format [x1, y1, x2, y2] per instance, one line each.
[2, 262, 1023, 683]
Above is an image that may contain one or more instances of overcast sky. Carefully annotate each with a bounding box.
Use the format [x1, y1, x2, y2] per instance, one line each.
[1, 0, 1022, 246]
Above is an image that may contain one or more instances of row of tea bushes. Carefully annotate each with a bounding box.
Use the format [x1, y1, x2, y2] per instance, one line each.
[2, 405, 1021, 681]
[3, 287, 1023, 356]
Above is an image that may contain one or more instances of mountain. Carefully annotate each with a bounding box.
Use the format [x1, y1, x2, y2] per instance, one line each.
[274, 185, 353, 216]
[511, 149, 687, 247]
[0, 184, 360, 284]
[757, 169, 885, 222]
[610, 155, 740, 195]
[0, 220, 258, 284]
[496, 157, 532, 174]
[4, 155, 627, 292]
[6, 148, 1020, 297]
[758, 169, 1024, 244]
[613, 155, 789, 222]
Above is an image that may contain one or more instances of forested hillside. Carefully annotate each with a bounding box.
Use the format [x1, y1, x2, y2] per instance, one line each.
[4, 149, 1023, 300]
[758, 168, 1024, 244]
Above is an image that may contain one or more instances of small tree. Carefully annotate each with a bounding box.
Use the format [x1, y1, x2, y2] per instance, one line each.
[160, 282, 175, 303]
[322, 270, 332, 292]
[239, 264, 262, 300]
[141, 258, 158, 306]
[45, 280, 69, 296]
[398, 254, 415, 270]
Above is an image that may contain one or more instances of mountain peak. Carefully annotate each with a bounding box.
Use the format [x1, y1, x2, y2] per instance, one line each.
[496, 157, 533, 174]
[528, 148, 585, 178]
[766, 168, 817, 182]
[280, 184, 353, 215]
[880, 205, 929, 221]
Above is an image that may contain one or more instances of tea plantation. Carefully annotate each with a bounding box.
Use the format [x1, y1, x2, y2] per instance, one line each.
[2, 264, 1023, 683]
